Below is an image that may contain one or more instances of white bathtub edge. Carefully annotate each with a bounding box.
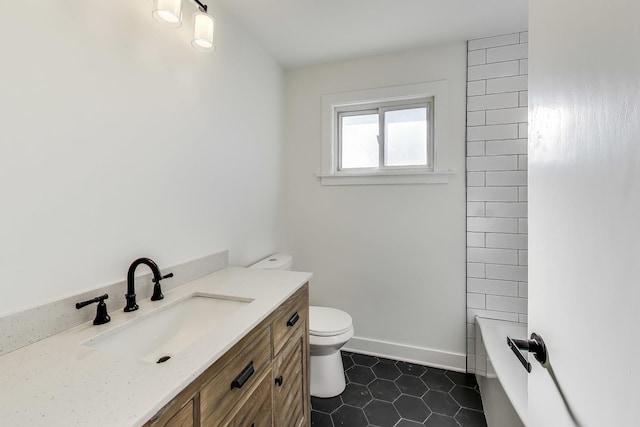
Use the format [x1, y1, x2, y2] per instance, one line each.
[477, 373, 525, 427]
[476, 316, 528, 426]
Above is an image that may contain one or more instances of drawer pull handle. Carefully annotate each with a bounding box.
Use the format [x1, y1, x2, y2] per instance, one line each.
[287, 312, 300, 327]
[275, 375, 284, 387]
[230, 361, 254, 390]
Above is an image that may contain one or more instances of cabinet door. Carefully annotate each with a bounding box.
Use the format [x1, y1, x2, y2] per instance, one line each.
[164, 400, 194, 427]
[273, 326, 308, 427]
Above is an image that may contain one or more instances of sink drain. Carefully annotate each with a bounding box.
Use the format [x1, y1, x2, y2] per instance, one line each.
[157, 355, 171, 364]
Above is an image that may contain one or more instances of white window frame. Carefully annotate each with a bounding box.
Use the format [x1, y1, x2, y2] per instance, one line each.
[319, 80, 454, 186]
[336, 98, 434, 172]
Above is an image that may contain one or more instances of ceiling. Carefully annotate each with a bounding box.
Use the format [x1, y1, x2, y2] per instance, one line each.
[216, 0, 529, 68]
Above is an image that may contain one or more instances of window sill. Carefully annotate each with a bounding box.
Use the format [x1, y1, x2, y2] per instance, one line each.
[316, 170, 454, 186]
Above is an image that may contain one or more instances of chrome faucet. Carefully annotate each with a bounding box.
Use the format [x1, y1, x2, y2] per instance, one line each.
[124, 257, 173, 312]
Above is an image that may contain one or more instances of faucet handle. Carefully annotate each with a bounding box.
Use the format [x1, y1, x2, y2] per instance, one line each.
[76, 294, 111, 325]
[151, 272, 173, 301]
[153, 272, 174, 283]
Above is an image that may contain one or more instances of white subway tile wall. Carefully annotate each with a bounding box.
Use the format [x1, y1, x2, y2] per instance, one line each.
[467, 262, 485, 278]
[467, 217, 518, 233]
[467, 81, 487, 97]
[485, 139, 527, 155]
[468, 33, 520, 50]
[486, 76, 528, 94]
[467, 33, 528, 375]
[467, 172, 486, 187]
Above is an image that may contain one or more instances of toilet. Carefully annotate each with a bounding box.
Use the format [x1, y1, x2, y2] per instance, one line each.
[249, 254, 354, 398]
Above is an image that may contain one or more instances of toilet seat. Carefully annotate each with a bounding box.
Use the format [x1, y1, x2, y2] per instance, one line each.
[309, 306, 353, 337]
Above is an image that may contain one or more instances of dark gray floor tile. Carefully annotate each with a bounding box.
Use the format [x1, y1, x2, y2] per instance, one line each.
[397, 361, 427, 377]
[368, 378, 401, 402]
[341, 382, 373, 408]
[316, 352, 486, 427]
[352, 353, 378, 367]
[395, 374, 428, 397]
[456, 408, 488, 427]
[393, 395, 431, 423]
[450, 385, 484, 411]
[347, 365, 376, 385]
[421, 369, 454, 392]
[312, 410, 334, 427]
[331, 405, 369, 427]
[363, 400, 401, 427]
[425, 413, 460, 427]
[422, 390, 460, 417]
[311, 395, 343, 414]
[372, 361, 402, 380]
[342, 353, 355, 370]
[395, 420, 424, 427]
[446, 371, 479, 388]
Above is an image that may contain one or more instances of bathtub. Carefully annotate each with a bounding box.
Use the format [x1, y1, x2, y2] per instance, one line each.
[475, 317, 527, 427]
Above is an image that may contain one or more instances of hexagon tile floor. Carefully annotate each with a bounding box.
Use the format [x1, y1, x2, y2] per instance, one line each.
[311, 352, 487, 427]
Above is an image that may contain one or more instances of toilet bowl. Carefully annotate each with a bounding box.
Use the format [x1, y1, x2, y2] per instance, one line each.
[249, 254, 354, 398]
[309, 306, 354, 397]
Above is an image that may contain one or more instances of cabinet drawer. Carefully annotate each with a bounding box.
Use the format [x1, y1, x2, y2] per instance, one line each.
[272, 286, 308, 356]
[223, 370, 273, 427]
[200, 327, 271, 425]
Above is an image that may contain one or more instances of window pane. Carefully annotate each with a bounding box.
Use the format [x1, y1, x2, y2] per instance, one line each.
[341, 113, 379, 169]
[384, 107, 427, 167]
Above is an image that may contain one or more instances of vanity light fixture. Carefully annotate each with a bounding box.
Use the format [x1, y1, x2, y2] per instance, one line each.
[152, 0, 183, 28]
[191, 0, 215, 51]
[151, 0, 215, 52]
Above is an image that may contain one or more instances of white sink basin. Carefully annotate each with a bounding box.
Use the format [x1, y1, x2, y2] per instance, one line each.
[83, 293, 253, 363]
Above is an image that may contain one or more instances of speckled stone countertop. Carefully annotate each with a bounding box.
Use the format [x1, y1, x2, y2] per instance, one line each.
[0, 267, 312, 426]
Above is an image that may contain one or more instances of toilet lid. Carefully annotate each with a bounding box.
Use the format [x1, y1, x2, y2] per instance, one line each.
[309, 306, 353, 337]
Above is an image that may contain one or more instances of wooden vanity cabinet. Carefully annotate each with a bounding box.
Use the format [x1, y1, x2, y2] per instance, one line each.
[145, 283, 309, 427]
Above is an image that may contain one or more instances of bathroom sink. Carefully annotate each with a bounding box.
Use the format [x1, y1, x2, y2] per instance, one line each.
[83, 293, 253, 363]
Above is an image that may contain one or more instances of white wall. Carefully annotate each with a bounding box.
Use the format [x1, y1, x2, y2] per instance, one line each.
[0, 1, 283, 314]
[465, 33, 529, 374]
[281, 44, 467, 369]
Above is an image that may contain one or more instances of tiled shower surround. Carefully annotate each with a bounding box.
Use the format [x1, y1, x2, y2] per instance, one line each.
[465, 33, 529, 374]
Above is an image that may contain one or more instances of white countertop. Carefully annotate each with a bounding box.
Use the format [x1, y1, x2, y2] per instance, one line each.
[0, 267, 312, 427]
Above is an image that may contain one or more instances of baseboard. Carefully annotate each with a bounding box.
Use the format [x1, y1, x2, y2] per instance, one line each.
[343, 336, 467, 372]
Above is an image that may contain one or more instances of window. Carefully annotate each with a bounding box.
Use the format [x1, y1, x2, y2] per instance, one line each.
[337, 99, 433, 171]
[320, 81, 453, 185]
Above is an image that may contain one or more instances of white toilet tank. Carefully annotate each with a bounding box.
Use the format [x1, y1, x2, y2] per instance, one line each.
[249, 253, 293, 271]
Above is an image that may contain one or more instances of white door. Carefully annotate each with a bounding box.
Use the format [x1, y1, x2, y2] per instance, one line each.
[528, 1, 640, 426]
